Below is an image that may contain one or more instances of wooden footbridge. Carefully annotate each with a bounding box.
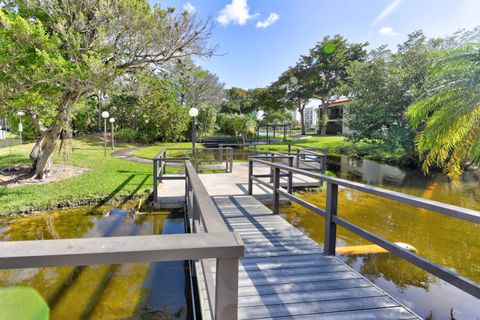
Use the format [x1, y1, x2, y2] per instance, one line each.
[0, 146, 479, 319]
[150, 147, 480, 319]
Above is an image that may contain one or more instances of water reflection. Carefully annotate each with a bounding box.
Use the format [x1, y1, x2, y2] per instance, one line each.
[0, 205, 192, 320]
[281, 155, 480, 319]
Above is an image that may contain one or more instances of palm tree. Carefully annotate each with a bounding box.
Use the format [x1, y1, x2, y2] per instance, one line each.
[407, 45, 480, 176]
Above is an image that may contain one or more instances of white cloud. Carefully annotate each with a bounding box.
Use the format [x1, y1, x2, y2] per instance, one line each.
[183, 2, 196, 14]
[217, 0, 257, 26]
[378, 26, 398, 36]
[373, 0, 403, 25]
[256, 12, 279, 28]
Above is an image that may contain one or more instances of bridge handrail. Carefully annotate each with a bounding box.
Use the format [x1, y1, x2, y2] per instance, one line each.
[184, 160, 243, 319]
[248, 157, 480, 299]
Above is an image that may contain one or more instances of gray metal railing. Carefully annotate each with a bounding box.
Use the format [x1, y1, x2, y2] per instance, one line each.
[184, 160, 243, 320]
[152, 146, 234, 203]
[247, 158, 480, 299]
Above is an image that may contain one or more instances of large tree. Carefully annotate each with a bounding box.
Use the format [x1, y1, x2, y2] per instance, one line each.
[272, 65, 311, 135]
[346, 32, 442, 163]
[0, 0, 214, 178]
[301, 35, 367, 135]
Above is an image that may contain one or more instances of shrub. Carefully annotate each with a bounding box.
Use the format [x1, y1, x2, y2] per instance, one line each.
[116, 128, 137, 143]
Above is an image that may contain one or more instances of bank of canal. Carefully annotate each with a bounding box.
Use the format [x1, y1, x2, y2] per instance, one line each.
[279, 155, 480, 319]
[0, 205, 193, 319]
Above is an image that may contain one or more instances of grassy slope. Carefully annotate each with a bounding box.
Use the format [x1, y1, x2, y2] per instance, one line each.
[0, 136, 153, 215]
[256, 136, 405, 160]
[134, 142, 204, 159]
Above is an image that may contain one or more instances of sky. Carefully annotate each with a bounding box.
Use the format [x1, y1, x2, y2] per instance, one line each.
[154, 0, 480, 89]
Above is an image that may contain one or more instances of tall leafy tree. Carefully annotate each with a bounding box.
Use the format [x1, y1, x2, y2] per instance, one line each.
[272, 65, 311, 134]
[221, 87, 255, 114]
[407, 45, 480, 176]
[346, 32, 440, 163]
[301, 35, 367, 134]
[0, 0, 214, 178]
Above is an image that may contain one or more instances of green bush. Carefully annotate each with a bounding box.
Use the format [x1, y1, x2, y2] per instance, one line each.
[116, 128, 137, 143]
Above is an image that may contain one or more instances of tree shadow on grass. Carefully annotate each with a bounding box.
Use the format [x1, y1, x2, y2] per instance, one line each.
[0, 154, 30, 170]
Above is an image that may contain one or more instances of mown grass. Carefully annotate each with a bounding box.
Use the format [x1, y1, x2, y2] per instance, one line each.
[0, 136, 153, 215]
[255, 135, 406, 161]
[134, 142, 204, 159]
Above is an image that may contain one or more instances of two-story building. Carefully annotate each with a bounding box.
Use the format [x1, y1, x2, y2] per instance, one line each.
[320, 97, 352, 135]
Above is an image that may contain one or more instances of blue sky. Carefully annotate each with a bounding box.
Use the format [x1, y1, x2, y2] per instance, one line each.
[154, 0, 480, 89]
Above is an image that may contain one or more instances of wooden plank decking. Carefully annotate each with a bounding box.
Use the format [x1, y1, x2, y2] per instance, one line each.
[201, 195, 419, 319]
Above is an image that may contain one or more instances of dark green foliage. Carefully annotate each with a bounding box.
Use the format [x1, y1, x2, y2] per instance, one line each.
[116, 128, 137, 143]
[346, 32, 436, 163]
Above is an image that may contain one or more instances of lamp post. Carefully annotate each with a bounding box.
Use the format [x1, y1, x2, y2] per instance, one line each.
[109, 117, 115, 150]
[16, 111, 25, 145]
[189, 107, 198, 150]
[101, 111, 110, 158]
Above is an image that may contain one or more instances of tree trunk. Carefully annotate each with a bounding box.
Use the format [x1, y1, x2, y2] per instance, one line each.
[30, 126, 62, 179]
[29, 90, 81, 179]
[319, 104, 328, 136]
[299, 105, 306, 135]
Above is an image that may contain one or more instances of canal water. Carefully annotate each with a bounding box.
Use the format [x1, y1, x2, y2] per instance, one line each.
[279, 155, 480, 319]
[0, 205, 193, 319]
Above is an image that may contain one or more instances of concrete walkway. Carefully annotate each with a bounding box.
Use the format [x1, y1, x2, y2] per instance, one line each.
[111, 148, 151, 165]
[154, 162, 322, 208]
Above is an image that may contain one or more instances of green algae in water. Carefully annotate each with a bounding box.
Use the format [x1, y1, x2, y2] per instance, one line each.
[0, 205, 192, 320]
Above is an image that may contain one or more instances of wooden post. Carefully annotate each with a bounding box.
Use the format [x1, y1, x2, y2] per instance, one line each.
[153, 160, 158, 202]
[324, 182, 338, 255]
[321, 154, 327, 174]
[287, 144, 292, 154]
[296, 149, 300, 168]
[220, 144, 224, 164]
[248, 160, 253, 195]
[269, 153, 274, 183]
[163, 150, 167, 175]
[215, 257, 239, 320]
[273, 167, 280, 215]
[287, 157, 293, 194]
[230, 148, 233, 173]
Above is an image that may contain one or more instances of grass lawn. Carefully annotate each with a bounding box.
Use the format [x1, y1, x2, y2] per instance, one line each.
[134, 142, 203, 159]
[255, 135, 406, 161]
[0, 136, 153, 215]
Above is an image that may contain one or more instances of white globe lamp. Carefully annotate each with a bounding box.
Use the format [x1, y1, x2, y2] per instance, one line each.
[101, 111, 110, 157]
[189, 107, 199, 117]
[189, 107, 199, 149]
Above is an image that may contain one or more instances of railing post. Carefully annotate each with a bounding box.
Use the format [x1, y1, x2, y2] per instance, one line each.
[229, 148, 233, 173]
[273, 167, 280, 215]
[215, 257, 239, 320]
[324, 182, 338, 255]
[269, 153, 274, 183]
[248, 160, 253, 195]
[219, 144, 223, 164]
[288, 144, 292, 154]
[153, 160, 158, 202]
[163, 151, 167, 175]
[296, 149, 300, 168]
[321, 154, 327, 174]
[287, 157, 293, 194]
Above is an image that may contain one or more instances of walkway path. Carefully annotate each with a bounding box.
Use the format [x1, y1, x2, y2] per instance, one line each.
[111, 148, 151, 165]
